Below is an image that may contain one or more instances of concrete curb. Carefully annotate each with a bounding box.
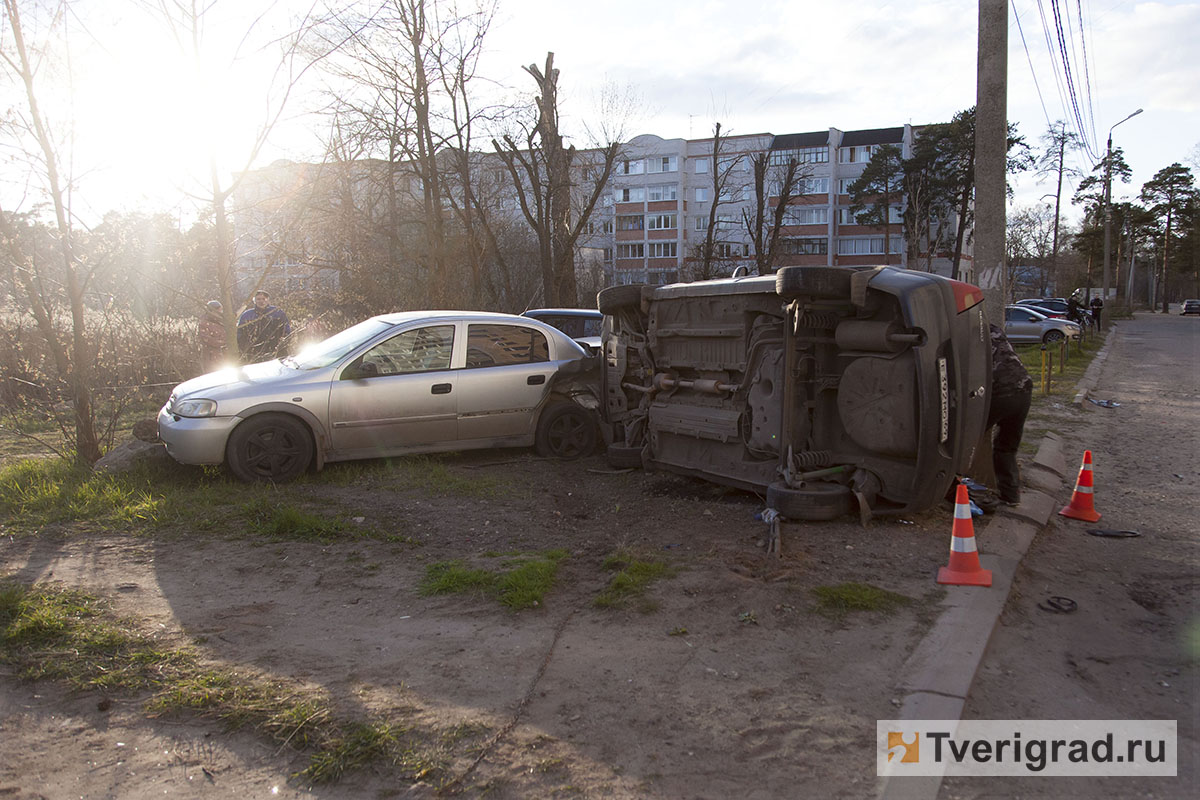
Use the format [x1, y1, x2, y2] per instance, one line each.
[1071, 326, 1118, 407]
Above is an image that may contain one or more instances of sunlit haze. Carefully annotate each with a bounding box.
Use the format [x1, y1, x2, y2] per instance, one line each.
[4, 0, 1197, 224]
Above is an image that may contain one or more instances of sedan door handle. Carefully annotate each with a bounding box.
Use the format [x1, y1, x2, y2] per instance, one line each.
[527, 374, 546, 386]
[431, 383, 452, 395]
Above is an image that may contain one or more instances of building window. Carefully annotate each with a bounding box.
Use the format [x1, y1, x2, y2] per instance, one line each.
[770, 146, 829, 166]
[648, 184, 678, 201]
[614, 187, 645, 203]
[619, 159, 645, 175]
[837, 206, 903, 225]
[695, 187, 709, 202]
[647, 156, 678, 173]
[617, 214, 644, 231]
[782, 206, 829, 226]
[838, 144, 878, 164]
[603, 247, 613, 263]
[694, 158, 709, 174]
[648, 242, 677, 258]
[716, 214, 738, 229]
[713, 242, 748, 258]
[647, 213, 677, 230]
[604, 219, 614, 234]
[695, 216, 709, 231]
[799, 177, 830, 195]
[783, 237, 828, 255]
[837, 235, 903, 255]
[617, 243, 645, 259]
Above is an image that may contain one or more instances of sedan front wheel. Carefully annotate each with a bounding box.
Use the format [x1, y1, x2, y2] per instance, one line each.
[536, 402, 597, 460]
[1043, 329, 1066, 344]
[226, 413, 314, 482]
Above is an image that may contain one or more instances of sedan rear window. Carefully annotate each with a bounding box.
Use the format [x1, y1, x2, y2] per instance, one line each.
[466, 324, 549, 368]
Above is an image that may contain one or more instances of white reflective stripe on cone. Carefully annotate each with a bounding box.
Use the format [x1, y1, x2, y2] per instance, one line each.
[1075, 485, 1094, 494]
[951, 537, 978, 553]
[955, 504, 972, 519]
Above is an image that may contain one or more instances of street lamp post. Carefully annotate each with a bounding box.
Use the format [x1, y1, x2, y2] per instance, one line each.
[1102, 108, 1143, 327]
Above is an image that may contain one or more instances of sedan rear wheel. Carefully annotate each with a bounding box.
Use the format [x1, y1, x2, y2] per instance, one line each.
[226, 413, 314, 483]
[1043, 329, 1066, 344]
[536, 402, 596, 460]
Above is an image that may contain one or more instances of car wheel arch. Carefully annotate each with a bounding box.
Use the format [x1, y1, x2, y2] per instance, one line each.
[231, 402, 328, 470]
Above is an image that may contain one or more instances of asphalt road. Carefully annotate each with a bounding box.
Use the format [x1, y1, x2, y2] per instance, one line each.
[940, 311, 1199, 799]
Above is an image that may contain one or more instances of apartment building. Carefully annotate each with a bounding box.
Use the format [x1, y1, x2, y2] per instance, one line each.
[587, 124, 964, 286]
[231, 123, 966, 302]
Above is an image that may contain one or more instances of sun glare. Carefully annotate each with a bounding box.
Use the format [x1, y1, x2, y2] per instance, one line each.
[62, 5, 288, 218]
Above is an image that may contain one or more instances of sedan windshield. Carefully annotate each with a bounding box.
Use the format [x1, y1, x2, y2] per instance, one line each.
[288, 318, 395, 369]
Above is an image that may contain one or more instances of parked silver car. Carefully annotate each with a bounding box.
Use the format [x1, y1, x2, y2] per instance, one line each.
[158, 312, 598, 481]
[1004, 305, 1081, 344]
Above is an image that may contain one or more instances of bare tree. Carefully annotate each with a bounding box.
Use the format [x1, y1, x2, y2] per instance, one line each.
[1036, 121, 1084, 293]
[0, 0, 104, 463]
[154, 0, 330, 354]
[493, 52, 620, 307]
[742, 152, 803, 274]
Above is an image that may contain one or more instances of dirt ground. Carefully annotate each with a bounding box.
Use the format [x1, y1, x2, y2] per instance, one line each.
[1, 447, 965, 799]
[3, 314, 1194, 800]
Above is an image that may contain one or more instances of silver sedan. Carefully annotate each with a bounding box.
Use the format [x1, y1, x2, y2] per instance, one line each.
[1004, 305, 1081, 344]
[158, 311, 599, 481]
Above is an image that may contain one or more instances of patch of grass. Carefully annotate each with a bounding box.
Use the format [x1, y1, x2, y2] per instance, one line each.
[1015, 332, 1104, 403]
[420, 561, 496, 596]
[495, 549, 568, 609]
[420, 550, 568, 609]
[0, 580, 193, 691]
[240, 496, 362, 542]
[0, 459, 162, 530]
[594, 550, 673, 610]
[2, 579, 459, 786]
[319, 454, 507, 499]
[811, 582, 912, 617]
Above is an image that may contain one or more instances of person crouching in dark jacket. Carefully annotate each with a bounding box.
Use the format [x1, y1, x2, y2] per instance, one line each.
[987, 324, 1033, 505]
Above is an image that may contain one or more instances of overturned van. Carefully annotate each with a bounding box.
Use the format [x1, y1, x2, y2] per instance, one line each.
[598, 265, 991, 520]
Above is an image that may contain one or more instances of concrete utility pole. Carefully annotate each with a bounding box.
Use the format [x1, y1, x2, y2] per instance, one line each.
[1102, 108, 1144, 328]
[975, 0, 1008, 326]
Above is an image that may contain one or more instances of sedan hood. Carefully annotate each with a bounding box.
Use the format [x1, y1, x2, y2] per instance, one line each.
[172, 360, 296, 399]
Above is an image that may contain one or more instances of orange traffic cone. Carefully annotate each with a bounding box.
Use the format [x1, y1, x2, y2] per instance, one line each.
[937, 483, 993, 587]
[1059, 450, 1101, 522]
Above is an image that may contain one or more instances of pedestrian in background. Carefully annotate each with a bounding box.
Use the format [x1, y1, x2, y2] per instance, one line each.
[1090, 294, 1104, 327]
[198, 300, 226, 373]
[237, 290, 291, 363]
[987, 323, 1033, 505]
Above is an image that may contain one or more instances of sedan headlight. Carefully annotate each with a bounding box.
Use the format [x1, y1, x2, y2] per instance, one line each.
[173, 398, 218, 418]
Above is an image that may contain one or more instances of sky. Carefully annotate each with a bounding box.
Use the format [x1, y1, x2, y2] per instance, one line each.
[5, 0, 1197, 225]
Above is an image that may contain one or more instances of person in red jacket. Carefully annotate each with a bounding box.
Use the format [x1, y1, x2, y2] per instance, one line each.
[198, 300, 226, 373]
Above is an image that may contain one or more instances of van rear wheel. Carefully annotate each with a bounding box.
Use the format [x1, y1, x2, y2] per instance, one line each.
[766, 480, 852, 521]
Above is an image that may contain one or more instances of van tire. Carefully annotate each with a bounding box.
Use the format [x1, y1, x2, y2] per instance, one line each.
[766, 480, 852, 521]
[598, 284, 646, 315]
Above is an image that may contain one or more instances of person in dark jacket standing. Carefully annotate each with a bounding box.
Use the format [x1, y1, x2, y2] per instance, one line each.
[237, 290, 291, 363]
[988, 323, 1033, 505]
[1090, 294, 1104, 327]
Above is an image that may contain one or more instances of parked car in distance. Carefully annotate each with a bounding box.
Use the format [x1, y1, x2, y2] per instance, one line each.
[1181, 299, 1200, 316]
[1015, 298, 1069, 318]
[158, 312, 599, 482]
[599, 265, 992, 520]
[1004, 305, 1081, 344]
[522, 308, 603, 353]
